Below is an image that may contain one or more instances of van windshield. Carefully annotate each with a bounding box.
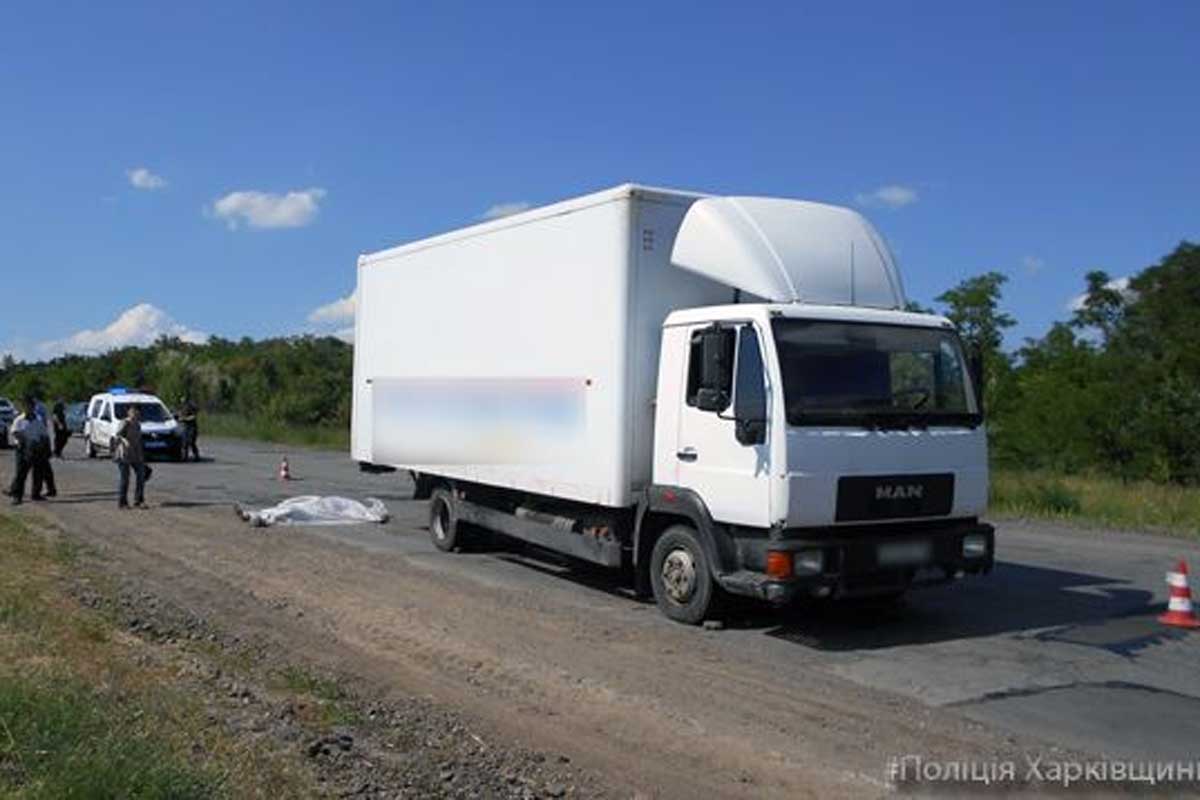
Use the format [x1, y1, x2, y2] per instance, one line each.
[114, 402, 172, 423]
[771, 319, 980, 428]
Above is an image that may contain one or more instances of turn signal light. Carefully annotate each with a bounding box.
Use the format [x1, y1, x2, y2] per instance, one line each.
[766, 550, 794, 579]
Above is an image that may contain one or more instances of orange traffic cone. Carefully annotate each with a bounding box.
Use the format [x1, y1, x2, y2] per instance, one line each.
[1159, 560, 1200, 629]
[278, 456, 292, 481]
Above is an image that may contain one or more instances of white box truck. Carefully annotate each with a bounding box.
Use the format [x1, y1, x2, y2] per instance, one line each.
[353, 184, 993, 623]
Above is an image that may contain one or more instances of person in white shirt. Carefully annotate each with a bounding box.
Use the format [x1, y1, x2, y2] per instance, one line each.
[7, 397, 49, 505]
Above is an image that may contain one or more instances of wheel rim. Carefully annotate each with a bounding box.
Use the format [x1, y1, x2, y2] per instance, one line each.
[661, 547, 697, 604]
[432, 499, 450, 541]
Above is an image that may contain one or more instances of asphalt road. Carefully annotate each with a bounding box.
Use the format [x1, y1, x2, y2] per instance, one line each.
[13, 437, 1200, 791]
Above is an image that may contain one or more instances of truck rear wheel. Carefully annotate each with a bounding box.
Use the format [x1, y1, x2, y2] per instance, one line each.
[649, 525, 716, 625]
[429, 488, 462, 552]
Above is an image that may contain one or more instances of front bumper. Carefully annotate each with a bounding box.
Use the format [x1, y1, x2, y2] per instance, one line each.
[717, 519, 995, 605]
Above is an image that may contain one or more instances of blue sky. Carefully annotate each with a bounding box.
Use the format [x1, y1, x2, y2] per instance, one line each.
[2, 1, 1197, 360]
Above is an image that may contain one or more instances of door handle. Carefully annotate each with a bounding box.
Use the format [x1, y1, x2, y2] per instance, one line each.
[676, 447, 698, 462]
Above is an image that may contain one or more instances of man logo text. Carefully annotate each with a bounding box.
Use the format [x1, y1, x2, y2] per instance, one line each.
[876, 485, 924, 500]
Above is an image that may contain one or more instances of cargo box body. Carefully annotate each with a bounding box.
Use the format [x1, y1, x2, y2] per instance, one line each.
[352, 185, 731, 507]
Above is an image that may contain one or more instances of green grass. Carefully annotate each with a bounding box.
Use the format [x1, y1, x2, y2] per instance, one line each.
[203, 412, 349, 450]
[0, 513, 314, 799]
[991, 469, 1200, 536]
[0, 677, 220, 799]
[275, 665, 345, 702]
[271, 666, 360, 728]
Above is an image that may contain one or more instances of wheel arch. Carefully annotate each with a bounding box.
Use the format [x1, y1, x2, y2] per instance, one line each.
[411, 470, 440, 500]
[634, 485, 738, 596]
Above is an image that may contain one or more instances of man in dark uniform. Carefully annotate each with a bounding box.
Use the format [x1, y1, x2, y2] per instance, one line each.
[31, 398, 57, 498]
[178, 397, 200, 461]
[52, 398, 70, 458]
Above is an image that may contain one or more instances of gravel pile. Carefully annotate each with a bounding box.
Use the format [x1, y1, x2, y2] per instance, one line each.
[67, 574, 614, 799]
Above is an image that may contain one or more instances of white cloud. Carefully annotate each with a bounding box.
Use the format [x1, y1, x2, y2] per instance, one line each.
[855, 184, 919, 209]
[481, 201, 531, 220]
[12, 304, 207, 361]
[1023, 255, 1046, 276]
[127, 167, 167, 190]
[308, 292, 355, 343]
[308, 291, 356, 324]
[210, 187, 326, 229]
[1067, 276, 1136, 312]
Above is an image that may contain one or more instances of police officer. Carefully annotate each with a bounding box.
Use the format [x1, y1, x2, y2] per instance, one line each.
[31, 398, 57, 498]
[178, 397, 200, 461]
[52, 398, 70, 458]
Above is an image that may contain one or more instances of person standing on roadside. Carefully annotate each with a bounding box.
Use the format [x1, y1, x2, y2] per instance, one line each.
[31, 398, 56, 497]
[114, 404, 147, 509]
[51, 398, 70, 458]
[178, 397, 200, 461]
[6, 397, 48, 505]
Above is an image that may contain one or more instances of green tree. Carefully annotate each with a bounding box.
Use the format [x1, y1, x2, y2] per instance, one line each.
[935, 271, 1015, 364]
[935, 271, 1016, 422]
[1070, 270, 1128, 344]
[0, 335, 354, 438]
[1106, 242, 1200, 482]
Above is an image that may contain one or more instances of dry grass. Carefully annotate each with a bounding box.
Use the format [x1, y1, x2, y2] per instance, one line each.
[991, 469, 1200, 536]
[203, 412, 349, 450]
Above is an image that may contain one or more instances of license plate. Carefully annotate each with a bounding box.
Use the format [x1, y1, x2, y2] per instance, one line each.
[878, 540, 932, 567]
[144, 440, 167, 448]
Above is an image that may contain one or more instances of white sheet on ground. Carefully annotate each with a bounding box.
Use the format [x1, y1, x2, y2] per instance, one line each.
[243, 496, 389, 527]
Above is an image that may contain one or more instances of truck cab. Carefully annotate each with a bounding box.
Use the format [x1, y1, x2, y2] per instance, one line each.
[639, 302, 992, 620]
[627, 194, 994, 622]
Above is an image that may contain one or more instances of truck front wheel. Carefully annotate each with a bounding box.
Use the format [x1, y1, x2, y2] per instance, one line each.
[429, 489, 461, 552]
[650, 525, 716, 624]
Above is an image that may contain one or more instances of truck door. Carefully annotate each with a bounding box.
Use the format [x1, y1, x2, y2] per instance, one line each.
[675, 322, 772, 527]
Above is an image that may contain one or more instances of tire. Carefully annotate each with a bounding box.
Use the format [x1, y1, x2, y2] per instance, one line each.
[649, 524, 717, 625]
[86, 438, 97, 459]
[429, 488, 461, 553]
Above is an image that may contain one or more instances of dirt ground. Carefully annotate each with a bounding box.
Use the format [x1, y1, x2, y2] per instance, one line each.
[9, 441, 1077, 798]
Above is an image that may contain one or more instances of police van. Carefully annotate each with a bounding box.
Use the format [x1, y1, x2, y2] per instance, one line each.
[83, 388, 184, 461]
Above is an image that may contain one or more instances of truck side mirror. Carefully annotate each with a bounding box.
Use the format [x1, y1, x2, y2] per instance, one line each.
[733, 327, 767, 446]
[695, 325, 734, 412]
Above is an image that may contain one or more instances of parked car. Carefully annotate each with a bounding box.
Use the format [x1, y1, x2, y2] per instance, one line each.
[0, 397, 14, 449]
[83, 388, 184, 461]
[65, 401, 88, 435]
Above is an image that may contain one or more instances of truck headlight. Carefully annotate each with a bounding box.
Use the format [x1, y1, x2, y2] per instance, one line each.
[795, 549, 824, 575]
[962, 534, 988, 558]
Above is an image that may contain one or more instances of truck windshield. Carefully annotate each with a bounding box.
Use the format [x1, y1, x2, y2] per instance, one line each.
[114, 402, 172, 423]
[771, 319, 980, 428]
